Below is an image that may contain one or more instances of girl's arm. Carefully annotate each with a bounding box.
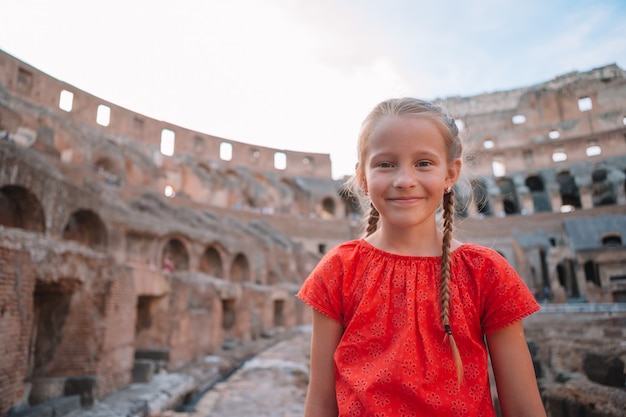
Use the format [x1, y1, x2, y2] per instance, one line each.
[486, 320, 547, 417]
[304, 309, 344, 417]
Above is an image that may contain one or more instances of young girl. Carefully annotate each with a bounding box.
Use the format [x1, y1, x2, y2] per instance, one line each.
[297, 98, 546, 417]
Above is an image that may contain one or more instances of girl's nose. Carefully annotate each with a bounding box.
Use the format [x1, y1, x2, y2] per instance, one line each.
[392, 167, 417, 188]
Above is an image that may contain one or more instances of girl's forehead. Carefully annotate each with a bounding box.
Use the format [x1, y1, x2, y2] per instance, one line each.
[368, 116, 446, 147]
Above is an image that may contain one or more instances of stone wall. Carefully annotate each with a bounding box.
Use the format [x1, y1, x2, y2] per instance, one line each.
[0, 247, 35, 413]
[1, 49, 625, 416]
[525, 308, 626, 416]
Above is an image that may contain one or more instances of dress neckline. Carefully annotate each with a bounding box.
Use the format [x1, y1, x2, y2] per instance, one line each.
[357, 238, 467, 260]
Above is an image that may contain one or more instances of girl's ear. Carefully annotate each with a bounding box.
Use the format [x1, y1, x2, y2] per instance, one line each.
[446, 158, 462, 188]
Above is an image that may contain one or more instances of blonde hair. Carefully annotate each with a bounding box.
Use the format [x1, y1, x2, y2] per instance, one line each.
[348, 97, 464, 383]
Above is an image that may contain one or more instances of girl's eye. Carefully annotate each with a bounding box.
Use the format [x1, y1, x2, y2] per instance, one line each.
[417, 161, 432, 167]
[378, 162, 393, 168]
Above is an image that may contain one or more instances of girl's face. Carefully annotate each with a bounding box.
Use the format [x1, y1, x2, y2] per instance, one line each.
[360, 115, 461, 232]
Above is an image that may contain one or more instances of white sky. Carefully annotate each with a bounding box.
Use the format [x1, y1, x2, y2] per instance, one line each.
[1, 0, 625, 178]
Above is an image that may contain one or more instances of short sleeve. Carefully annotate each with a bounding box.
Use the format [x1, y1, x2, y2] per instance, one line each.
[296, 248, 345, 323]
[478, 249, 540, 334]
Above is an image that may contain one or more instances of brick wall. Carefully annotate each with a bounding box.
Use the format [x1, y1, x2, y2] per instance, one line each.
[96, 268, 137, 397]
[0, 247, 35, 416]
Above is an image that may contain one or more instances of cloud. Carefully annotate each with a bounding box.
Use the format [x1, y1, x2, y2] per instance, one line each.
[1, 0, 624, 179]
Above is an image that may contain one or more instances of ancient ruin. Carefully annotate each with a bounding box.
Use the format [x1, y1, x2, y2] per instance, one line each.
[1, 49, 625, 416]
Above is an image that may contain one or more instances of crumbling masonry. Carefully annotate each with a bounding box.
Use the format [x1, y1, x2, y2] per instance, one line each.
[0, 49, 625, 416]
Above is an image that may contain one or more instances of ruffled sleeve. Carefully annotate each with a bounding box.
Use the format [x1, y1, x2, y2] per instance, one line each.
[462, 245, 540, 334]
[296, 243, 349, 323]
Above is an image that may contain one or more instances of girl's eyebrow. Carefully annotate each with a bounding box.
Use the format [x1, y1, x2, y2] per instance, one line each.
[370, 150, 442, 159]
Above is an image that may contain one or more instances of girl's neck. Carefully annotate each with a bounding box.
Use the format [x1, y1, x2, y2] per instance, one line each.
[366, 226, 443, 257]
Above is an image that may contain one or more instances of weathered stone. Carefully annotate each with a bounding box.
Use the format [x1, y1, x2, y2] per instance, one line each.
[64, 376, 97, 407]
[132, 359, 155, 383]
[583, 352, 625, 387]
[2, 46, 626, 417]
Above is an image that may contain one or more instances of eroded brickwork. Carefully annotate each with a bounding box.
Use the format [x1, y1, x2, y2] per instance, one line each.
[1, 49, 625, 416]
[0, 247, 35, 414]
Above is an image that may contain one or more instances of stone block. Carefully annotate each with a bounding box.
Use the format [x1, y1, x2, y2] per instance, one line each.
[51, 395, 81, 416]
[132, 359, 155, 383]
[8, 395, 80, 417]
[8, 402, 53, 417]
[583, 352, 626, 387]
[134, 348, 170, 362]
[64, 376, 97, 407]
[28, 377, 66, 405]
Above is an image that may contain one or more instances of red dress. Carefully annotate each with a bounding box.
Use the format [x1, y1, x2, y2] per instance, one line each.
[297, 239, 540, 417]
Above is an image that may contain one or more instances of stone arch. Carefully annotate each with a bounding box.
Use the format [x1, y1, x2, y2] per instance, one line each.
[555, 170, 582, 210]
[590, 166, 617, 206]
[273, 299, 285, 327]
[93, 155, 122, 186]
[221, 298, 237, 336]
[601, 232, 622, 246]
[557, 260, 580, 299]
[199, 246, 223, 278]
[0, 185, 45, 233]
[161, 238, 190, 272]
[230, 253, 250, 283]
[525, 174, 551, 213]
[496, 177, 520, 215]
[584, 260, 601, 287]
[62, 209, 107, 250]
[320, 196, 336, 218]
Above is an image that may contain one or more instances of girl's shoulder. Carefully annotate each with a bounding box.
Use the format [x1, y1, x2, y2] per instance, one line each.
[323, 239, 375, 262]
[453, 243, 513, 268]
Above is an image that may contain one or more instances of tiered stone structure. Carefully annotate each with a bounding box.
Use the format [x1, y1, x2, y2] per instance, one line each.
[0, 49, 352, 414]
[1, 48, 625, 416]
[435, 64, 626, 304]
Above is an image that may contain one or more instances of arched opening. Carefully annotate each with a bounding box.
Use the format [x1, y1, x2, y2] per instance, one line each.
[539, 248, 550, 298]
[230, 253, 250, 283]
[525, 174, 551, 213]
[590, 167, 617, 206]
[94, 156, 121, 186]
[221, 298, 237, 334]
[584, 260, 601, 287]
[62, 209, 107, 250]
[556, 170, 582, 210]
[161, 238, 189, 273]
[496, 177, 520, 215]
[557, 260, 580, 299]
[273, 299, 285, 327]
[321, 196, 335, 218]
[601, 232, 622, 247]
[0, 185, 45, 232]
[199, 246, 223, 278]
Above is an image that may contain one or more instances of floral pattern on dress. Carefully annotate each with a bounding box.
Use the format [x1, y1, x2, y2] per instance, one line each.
[298, 239, 540, 417]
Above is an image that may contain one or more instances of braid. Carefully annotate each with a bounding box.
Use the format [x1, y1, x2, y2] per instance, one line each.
[365, 203, 379, 236]
[440, 188, 463, 384]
